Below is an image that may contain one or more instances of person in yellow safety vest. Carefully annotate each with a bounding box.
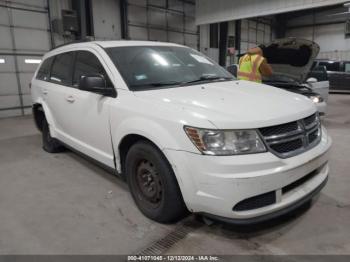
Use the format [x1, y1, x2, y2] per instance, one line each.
[237, 46, 273, 83]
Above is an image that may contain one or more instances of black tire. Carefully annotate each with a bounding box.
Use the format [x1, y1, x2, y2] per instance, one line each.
[42, 118, 64, 153]
[126, 141, 188, 223]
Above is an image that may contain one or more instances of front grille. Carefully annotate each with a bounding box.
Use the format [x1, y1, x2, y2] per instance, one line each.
[259, 113, 321, 158]
[308, 128, 320, 144]
[270, 138, 303, 154]
[304, 114, 317, 127]
[233, 191, 276, 211]
[259, 121, 299, 137]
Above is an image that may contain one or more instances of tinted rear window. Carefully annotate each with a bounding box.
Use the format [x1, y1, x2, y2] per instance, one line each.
[50, 52, 75, 86]
[319, 61, 340, 72]
[36, 57, 53, 81]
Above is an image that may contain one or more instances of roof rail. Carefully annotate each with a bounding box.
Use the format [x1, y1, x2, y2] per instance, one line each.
[50, 38, 94, 51]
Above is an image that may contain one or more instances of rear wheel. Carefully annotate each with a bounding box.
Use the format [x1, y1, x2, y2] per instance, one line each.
[42, 118, 64, 153]
[126, 141, 188, 223]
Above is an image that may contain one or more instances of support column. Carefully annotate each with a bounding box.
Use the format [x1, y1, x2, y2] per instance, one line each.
[218, 21, 228, 66]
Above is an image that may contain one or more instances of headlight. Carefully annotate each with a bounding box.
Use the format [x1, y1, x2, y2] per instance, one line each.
[184, 127, 266, 155]
[309, 95, 324, 103]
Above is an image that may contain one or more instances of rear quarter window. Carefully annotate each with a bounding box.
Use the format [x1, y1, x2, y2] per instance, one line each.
[36, 57, 54, 81]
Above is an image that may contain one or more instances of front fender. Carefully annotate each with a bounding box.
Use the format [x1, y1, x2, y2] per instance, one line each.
[111, 116, 198, 208]
[112, 116, 184, 167]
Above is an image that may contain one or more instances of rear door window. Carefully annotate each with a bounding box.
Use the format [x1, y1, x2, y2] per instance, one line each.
[344, 62, 350, 73]
[73, 51, 112, 88]
[36, 57, 54, 81]
[50, 52, 75, 86]
[319, 61, 341, 72]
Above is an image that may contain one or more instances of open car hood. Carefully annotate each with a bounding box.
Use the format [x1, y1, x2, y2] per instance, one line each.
[263, 38, 320, 83]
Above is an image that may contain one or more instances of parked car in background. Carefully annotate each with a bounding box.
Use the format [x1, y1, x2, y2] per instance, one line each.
[31, 40, 331, 224]
[313, 59, 350, 93]
[227, 38, 329, 115]
[307, 66, 330, 102]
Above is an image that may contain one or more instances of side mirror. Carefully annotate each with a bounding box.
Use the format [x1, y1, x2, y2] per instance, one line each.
[227, 64, 238, 77]
[79, 75, 116, 97]
[306, 77, 317, 84]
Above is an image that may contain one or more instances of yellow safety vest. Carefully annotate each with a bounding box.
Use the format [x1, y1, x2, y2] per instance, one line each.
[237, 54, 264, 83]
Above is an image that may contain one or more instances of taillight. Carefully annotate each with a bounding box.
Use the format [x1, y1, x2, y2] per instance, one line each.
[29, 82, 32, 89]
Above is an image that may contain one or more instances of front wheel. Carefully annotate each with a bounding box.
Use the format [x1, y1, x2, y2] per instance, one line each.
[126, 141, 188, 223]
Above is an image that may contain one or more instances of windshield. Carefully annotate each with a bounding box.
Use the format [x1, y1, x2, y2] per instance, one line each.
[106, 46, 234, 90]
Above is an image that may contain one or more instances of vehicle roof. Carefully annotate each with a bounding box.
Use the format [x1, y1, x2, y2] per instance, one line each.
[50, 40, 184, 53]
[95, 40, 183, 48]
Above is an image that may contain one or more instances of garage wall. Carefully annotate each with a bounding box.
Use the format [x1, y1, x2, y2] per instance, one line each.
[47, 0, 71, 47]
[195, 0, 348, 25]
[285, 7, 350, 60]
[199, 24, 219, 62]
[240, 19, 273, 53]
[0, 0, 198, 119]
[127, 0, 198, 49]
[92, 0, 122, 40]
[89, 0, 198, 46]
[200, 18, 273, 65]
[0, 0, 52, 118]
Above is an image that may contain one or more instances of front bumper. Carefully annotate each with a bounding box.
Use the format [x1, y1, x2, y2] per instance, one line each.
[202, 175, 327, 225]
[164, 128, 331, 222]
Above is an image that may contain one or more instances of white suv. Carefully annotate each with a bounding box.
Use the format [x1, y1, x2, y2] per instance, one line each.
[31, 41, 331, 224]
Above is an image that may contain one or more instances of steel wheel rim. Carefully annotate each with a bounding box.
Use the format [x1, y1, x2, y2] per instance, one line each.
[135, 159, 163, 209]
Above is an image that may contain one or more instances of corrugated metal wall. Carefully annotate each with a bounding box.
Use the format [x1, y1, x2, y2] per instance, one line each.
[285, 7, 350, 61]
[0, 0, 51, 118]
[92, 0, 122, 40]
[127, 0, 198, 50]
[200, 18, 273, 66]
[240, 19, 273, 53]
[195, 0, 348, 25]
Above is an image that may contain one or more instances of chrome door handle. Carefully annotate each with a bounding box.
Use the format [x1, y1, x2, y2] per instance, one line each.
[43, 89, 48, 95]
[66, 96, 75, 103]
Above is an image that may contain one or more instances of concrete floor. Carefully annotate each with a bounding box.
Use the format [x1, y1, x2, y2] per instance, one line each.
[0, 94, 349, 255]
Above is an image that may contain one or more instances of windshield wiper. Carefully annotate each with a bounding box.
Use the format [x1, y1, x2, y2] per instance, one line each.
[182, 76, 233, 85]
[131, 81, 182, 88]
[130, 76, 233, 89]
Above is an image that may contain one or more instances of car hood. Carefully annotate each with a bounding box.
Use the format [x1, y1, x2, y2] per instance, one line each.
[134, 80, 316, 129]
[263, 38, 320, 83]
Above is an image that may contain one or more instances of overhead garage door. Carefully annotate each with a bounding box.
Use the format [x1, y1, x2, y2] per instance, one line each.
[240, 18, 273, 53]
[0, 0, 51, 118]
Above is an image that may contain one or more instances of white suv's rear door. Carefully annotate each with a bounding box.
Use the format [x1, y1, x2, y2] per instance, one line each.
[45, 52, 76, 137]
